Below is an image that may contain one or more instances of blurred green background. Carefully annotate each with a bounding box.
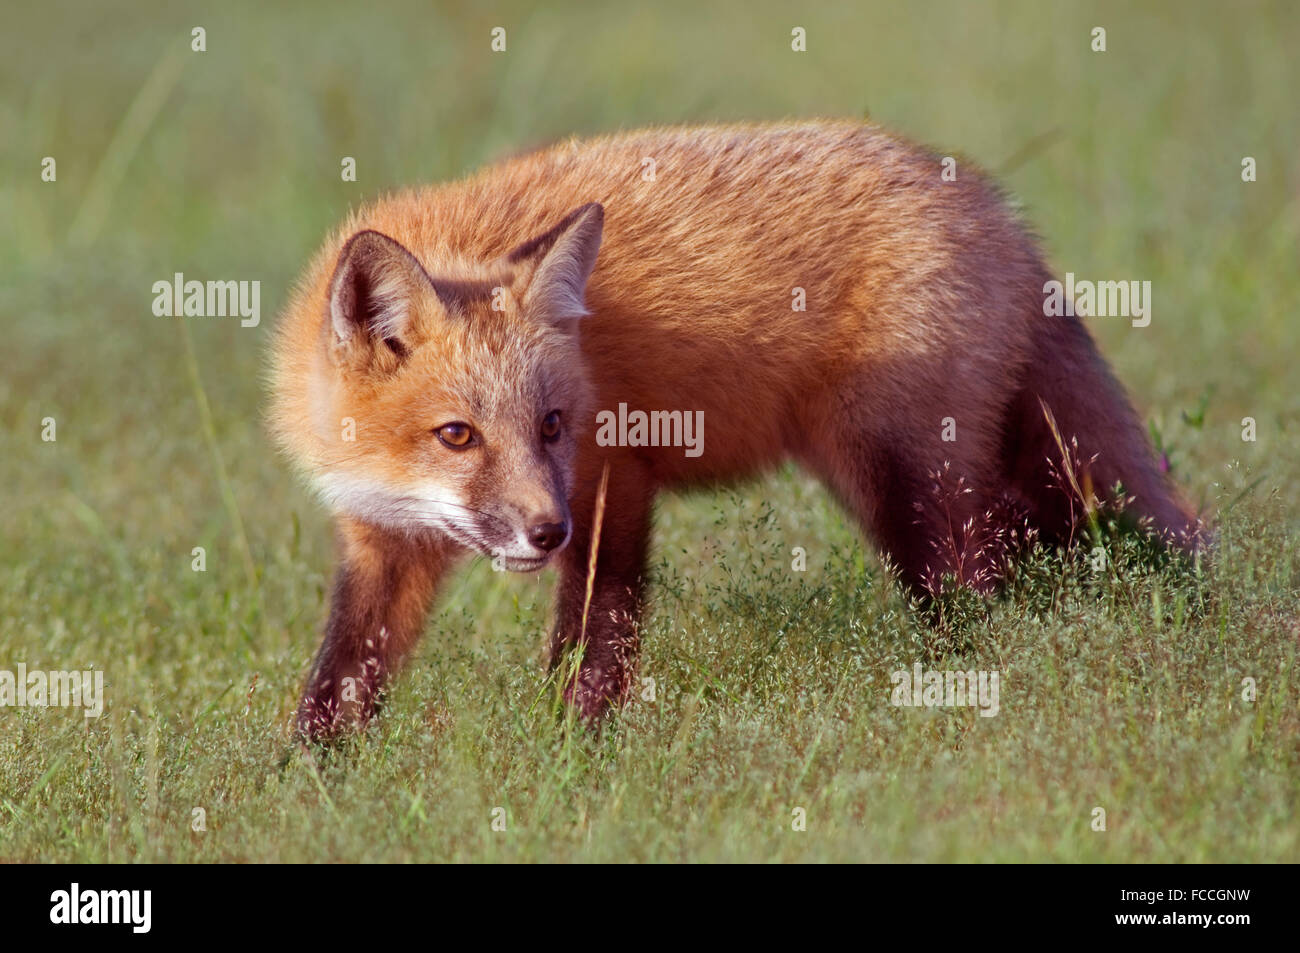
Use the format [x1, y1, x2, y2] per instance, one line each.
[0, 1, 1296, 862]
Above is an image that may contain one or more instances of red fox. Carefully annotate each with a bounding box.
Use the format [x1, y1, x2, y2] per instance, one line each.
[269, 121, 1198, 739]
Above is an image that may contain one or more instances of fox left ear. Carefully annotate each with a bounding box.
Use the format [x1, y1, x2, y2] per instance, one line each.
[327, 230, 436, 369]
[506, 202, 604, 321]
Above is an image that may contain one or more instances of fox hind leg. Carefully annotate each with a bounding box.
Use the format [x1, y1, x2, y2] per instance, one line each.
[806, 422, 1010, 596]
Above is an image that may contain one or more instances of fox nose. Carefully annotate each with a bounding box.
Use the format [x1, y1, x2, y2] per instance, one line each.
[528, 521, 568, 552]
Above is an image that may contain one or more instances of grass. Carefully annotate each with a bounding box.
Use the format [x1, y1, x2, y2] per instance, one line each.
[1, 0, 1297, 862]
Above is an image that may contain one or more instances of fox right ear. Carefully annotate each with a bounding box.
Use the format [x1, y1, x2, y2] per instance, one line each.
[507, 202, 604, 322]
[327, 230, 432, 365]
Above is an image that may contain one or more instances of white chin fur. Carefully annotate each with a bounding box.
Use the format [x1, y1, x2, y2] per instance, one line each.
[312, 473, 560, 567]
[313, 472, 473, 534]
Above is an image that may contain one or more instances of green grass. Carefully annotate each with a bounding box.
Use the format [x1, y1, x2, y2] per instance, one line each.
[1, 0, 1297, 862]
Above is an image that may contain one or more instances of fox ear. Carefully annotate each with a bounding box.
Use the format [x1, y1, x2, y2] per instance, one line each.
[507, 202, 604, 321]
[328, 230, 432, 361]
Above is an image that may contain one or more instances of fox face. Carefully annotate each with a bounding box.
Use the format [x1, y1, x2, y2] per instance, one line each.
[311, 204, 603, 570]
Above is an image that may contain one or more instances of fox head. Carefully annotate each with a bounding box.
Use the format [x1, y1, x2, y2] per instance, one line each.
[309, 203, 602, 570]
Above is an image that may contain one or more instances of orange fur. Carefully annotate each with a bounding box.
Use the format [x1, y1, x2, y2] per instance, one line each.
[268, 121, 1196, 737]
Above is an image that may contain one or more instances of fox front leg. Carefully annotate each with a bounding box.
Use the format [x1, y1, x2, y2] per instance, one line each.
[548, 459, 654, 720]
[296, 519, 453, 741]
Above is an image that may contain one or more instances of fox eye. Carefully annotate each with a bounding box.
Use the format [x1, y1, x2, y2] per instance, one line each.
[541, 410, 562, 442]
[435, 422, 474, 449]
